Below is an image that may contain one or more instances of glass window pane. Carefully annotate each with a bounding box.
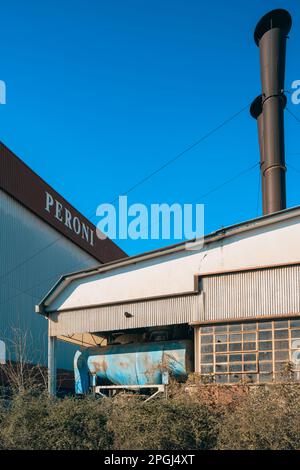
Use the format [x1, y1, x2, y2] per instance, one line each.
[291, 339, 300, 350]
[243, 333, 256, 341]
[229, 354, 242, 362]
[244, 353, 256, 362]
[214, 325, 228, 333]
[201, 344, 213, 353]
[259, 331, 272, 341]
[215, 374, 228, 383]
[230, 375, 242, 383]
[243, 323, 256, 331]
[215, 334, 227, 343]
[216, 364, 227, 373]
[259, 341, 272, 351]
[245, 374, 257, 383]
[244, 342, 256, 351]
[259, 351, 272, 361]
[202, 335, 213, 344]
[258, 322, 272, 330]
[274, 373, 285, 382]
[216, 343, 227, 353]
[292, 358, 300, 371]
[229, 334, 242, 342]
[291, 330, 300, 339]
[259, 373, 273, 383]
[275, 362, 287, 372]
[244, 363, 256, 372]
[274, 320, 288, 329]
[275, 350, 289, 361]
[275, 340, 289, 350]
[274, 329, 288, 340]
[201, 326, 213, 334]
[290, 319, 300, 328]
[228, 324, 241, 332]
[216, 355, 227, 364]
[229, 343, 242, 352]
[229, 363, 242, 372]
[259, 362, 272, 372]
[201, 365, 213, 374]
[202, 354, 213, 364]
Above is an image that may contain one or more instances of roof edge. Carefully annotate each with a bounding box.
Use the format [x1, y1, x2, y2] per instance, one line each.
[36, 204, 300, 311]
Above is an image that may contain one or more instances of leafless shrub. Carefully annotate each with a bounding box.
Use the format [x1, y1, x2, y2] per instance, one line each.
[0, 327, 47, 394]
[217, 383, 300, 449]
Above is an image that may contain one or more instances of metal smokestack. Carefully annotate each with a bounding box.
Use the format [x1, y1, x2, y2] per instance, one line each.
[250, 93, 287, 215]
[250, 95, 266, 213]
[252, 9, 292, 215]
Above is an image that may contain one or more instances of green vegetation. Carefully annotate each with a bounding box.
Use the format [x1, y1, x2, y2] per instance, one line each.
[0, 381, 300, 450]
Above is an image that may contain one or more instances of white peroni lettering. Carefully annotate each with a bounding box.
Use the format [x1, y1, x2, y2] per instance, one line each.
[45, 191, 94, 247]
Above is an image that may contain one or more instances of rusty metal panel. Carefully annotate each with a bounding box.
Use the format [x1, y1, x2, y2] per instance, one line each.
[74, 340, 193, 393]
[49, 294, 204, 336]
[202, 265, 300, 321]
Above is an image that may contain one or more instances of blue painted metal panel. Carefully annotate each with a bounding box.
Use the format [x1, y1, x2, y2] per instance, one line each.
[74, 340, 193, 394]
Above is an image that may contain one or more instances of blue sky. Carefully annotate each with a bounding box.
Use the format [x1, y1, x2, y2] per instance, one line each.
[1, 0, 299, 255]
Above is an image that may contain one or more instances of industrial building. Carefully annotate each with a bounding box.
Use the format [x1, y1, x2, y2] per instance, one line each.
[36, 9, 300, 394]
[37, 206, 300, 392]
[0, 142, 126, 374]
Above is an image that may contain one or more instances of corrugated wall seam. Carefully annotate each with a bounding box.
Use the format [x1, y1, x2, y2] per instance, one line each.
[49, 294, 204, 336]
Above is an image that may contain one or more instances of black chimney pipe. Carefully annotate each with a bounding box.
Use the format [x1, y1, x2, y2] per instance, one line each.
[250, 93, 287, 215]
[250, 95, 266, 213]
[252, 9, 292, 215]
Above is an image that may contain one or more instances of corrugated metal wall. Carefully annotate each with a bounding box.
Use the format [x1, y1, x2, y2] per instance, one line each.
[0, 189, 99, 369]
[49, 294, 203, 336]
[202, 265, 300, 321]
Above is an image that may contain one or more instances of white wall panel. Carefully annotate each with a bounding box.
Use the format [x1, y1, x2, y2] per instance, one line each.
[50, 215, 300, 312]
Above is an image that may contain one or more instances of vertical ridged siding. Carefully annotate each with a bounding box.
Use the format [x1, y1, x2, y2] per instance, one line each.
[49, 294, 204, 336]
[0, 189, 99, 368]
[202, 265, 300, 321]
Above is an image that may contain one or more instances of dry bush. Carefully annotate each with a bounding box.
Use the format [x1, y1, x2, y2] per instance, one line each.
[0, 391, 50, 450]
[0, 371, 300, 450]
[106, 394, 219, 450]
[45, 397, 113, 450]
[0, 328, 47, 394]
[0, 392, 112, 450]
[217, 384, 300, 450]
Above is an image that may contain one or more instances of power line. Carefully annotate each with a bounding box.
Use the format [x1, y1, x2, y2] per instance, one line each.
[0, 238, 63, 287]
[287, 107, 300, 124]
[110, 102, 251, 203]
[0, 162, 260, 310]
[0, 265, 78, 310]
[0, 278, 37, 308]
[0, 101, 250, 283]
[190, 162, 259, 204]
[287, 163, 300, 175]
